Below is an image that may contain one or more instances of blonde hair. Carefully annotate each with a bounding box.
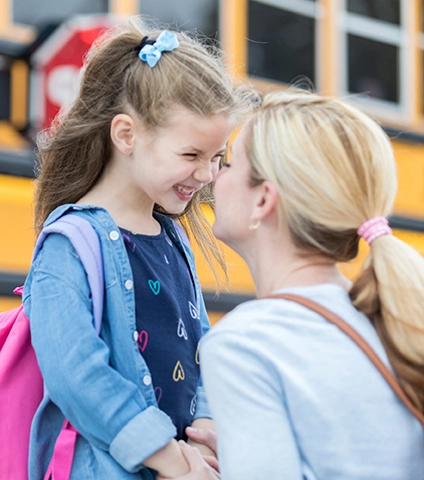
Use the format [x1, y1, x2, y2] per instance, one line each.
[34, 16, 258, 282]
[246, 90, 424, 413]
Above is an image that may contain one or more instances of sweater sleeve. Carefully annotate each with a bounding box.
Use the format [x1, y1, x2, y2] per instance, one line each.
[200, 326, 304, 480]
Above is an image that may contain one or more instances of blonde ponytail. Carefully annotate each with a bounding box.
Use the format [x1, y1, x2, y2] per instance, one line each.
[351, 235, 424, 412]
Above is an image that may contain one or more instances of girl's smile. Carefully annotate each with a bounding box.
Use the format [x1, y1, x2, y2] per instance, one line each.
[173, 184, 197, 201]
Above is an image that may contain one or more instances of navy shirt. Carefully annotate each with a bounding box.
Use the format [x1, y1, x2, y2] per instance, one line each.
[120, 221, 201, 440]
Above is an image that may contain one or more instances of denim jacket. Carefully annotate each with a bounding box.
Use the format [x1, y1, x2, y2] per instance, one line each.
[23, 204, 211, 480]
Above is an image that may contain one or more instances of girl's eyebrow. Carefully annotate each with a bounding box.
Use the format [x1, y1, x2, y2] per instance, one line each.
[181, 146, 227, 154]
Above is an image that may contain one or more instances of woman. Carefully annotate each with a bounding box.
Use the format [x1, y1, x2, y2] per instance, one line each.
[200, 91, 424, 479]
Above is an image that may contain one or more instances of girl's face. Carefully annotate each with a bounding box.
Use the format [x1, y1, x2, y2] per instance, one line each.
[212, 123, 257, 252]
[131, 107, 234, 215]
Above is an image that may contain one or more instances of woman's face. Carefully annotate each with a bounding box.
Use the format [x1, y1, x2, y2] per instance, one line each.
[212, 122, 257, 251]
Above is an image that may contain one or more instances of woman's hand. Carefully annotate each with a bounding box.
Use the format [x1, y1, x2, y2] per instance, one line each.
[156, 441, 220, 480]
[186, 425, 218, 469]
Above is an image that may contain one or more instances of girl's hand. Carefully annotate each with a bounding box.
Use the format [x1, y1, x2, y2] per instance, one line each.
[142, 439, 190, 478]
[156, 441, 220, 480]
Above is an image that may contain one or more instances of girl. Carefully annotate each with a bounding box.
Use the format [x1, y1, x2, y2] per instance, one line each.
[200, 91, 424, 479]
[23, 17, 256, 479]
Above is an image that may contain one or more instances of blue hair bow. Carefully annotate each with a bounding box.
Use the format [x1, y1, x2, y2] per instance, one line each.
[138, 30, 179, 68]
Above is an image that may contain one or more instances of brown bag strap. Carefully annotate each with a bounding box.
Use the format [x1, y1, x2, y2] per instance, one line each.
[264, 293, 424, 428]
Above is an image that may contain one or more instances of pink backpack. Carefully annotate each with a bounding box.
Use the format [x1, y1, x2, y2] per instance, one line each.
[0, 215, 104, 480]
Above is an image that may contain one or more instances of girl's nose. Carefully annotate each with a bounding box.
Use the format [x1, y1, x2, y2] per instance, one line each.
[194, 162, 215, 184]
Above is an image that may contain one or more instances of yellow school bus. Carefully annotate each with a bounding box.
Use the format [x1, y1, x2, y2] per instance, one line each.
[2, 0, 424, 324]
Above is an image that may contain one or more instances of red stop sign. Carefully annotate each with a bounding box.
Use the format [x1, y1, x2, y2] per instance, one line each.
[31, 15, 118, 131]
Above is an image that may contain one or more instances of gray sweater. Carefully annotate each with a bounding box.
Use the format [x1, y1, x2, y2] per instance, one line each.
[201, 283, 424, 480]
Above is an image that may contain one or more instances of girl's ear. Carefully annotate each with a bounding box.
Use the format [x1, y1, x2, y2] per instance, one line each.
[110, 114, 137, 154]
[251, 180, 279, 223]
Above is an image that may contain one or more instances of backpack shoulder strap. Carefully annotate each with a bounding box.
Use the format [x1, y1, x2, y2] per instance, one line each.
[33, 214, 104, 335]
[172, 219, 190, 248]
[264, 292, 424, 428]
[34, 215, 105, 480]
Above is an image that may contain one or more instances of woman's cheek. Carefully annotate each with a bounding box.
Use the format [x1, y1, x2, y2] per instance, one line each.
[211, 163, 220, 180]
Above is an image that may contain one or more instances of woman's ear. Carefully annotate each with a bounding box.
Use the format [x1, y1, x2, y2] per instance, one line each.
[110, 114, 136, 154]
[251, 180, 279, 223]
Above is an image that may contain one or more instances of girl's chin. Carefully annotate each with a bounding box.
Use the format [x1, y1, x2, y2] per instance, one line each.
[159, 203, 188, 215]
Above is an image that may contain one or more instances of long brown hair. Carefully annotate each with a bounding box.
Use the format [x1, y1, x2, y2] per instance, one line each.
[246, 90, 424, 413]
[34, 16, 258, 283]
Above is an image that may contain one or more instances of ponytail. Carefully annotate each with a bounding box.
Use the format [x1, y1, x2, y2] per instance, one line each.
[350, 235, 424, 413]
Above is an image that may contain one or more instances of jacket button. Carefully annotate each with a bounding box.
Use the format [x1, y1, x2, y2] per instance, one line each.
[109, 230, 119, 241]
[133, 331, 138, 342]
[125, 280, 133, 290]
[143, 375, 152, 386]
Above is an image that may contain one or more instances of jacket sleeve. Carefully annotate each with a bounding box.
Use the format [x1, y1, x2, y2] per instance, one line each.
[24, 233, 176, 473]
[200, 326, 304, 480]
[193, 288, 212, 420]
[180, 240, 212, 421]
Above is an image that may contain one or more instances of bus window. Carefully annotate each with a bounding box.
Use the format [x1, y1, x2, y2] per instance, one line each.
[247, 0, 317, 88]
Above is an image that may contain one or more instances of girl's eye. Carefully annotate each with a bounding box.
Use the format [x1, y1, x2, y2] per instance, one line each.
[221, 162, 231, 168]
[183, 153, 197, 158]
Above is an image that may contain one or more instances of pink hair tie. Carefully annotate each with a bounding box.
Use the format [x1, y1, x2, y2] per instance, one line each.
[357, 216, 392, 245]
